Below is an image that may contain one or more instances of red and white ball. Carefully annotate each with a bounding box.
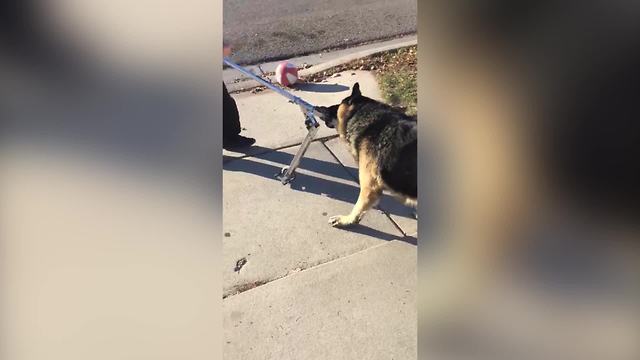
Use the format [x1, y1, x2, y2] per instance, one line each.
[275, 61, 299, 87]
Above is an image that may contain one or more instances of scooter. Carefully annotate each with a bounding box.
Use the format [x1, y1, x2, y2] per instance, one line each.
[223, 57, 321, 185]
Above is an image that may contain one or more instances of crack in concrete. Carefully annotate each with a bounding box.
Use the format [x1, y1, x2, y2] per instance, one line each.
[223, 242, 391, 300]
[223, 135, 338, 164]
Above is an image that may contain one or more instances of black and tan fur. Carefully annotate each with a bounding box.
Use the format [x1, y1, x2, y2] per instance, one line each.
[315, 83, 417, 227]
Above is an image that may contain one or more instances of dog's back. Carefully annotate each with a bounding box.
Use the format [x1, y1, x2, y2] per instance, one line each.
[346, 101, 417, 199]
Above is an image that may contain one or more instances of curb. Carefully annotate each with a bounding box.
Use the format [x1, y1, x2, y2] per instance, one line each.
[297, 39, 417, 78]
[227, 38, 417, 94]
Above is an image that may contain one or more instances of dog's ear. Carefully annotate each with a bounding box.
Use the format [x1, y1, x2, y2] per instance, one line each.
[347, 83, 362, 105]
[351, 82, 361, 98]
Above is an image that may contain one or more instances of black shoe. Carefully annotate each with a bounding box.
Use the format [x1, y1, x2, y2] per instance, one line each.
[223, 135, 256, 150]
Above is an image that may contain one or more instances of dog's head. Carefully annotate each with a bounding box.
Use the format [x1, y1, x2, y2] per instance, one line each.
[314, 104, 339, 129]
[314, 83, 365, 135]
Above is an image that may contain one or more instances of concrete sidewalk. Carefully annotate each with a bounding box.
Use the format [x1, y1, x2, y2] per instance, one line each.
[222, 64, 640, 360]
[223, 70, 417, 358]
[224, 241, 416, 360]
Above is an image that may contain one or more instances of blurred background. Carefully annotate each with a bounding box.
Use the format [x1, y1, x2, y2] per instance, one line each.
[1, 1, 223, 359]
[1, 1, 638, 359]
[418, 1, 640, 359]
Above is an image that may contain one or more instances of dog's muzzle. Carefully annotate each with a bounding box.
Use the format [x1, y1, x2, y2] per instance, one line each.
[314, 107, 336, 128]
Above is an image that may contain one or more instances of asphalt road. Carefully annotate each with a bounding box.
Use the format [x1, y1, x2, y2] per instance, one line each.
[223, 0, 416, 65]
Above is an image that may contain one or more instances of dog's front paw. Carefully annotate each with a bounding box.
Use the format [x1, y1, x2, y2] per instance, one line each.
[328, 215, 355, 228]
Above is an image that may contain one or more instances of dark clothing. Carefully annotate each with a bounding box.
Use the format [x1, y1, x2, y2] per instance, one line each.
[1, 2, 48, 63]
[223, 83, 242, 140]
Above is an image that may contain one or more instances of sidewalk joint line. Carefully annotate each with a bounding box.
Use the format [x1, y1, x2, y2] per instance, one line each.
[320, 140, 359, 183]
[223, 135, 338, 163]
[223, 241, 394, 300]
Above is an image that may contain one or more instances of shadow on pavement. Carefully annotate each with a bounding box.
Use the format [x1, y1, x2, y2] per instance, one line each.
[294, 82, 350, 93]
[333, 224, 418, 245]
[225, 145, 356, 183]
[223, 147, 417, 230]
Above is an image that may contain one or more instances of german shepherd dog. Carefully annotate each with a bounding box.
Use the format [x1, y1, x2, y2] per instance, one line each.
[314, 83, 417, 227]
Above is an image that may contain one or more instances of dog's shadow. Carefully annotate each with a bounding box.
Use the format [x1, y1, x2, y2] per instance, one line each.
[341, 224, 417, 245]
